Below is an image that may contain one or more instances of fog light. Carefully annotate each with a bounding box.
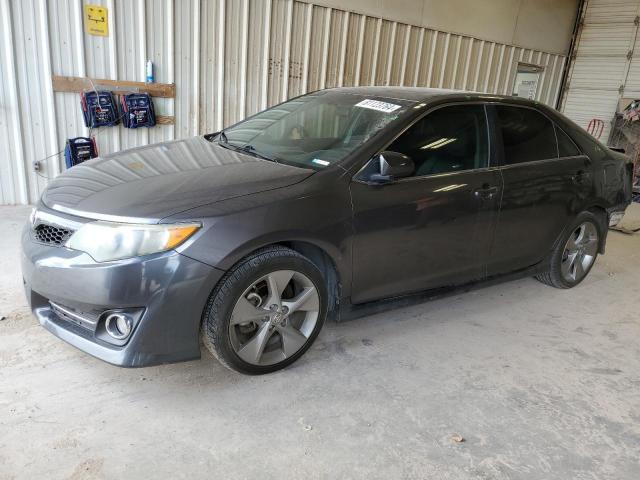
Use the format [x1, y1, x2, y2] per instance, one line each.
[105, 313, 133, 340]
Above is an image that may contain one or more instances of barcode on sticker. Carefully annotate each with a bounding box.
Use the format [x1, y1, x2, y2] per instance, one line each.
[355, 99, 401, 113]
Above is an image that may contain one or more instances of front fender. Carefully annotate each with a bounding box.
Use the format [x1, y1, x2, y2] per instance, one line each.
[168, 176, 354, 297]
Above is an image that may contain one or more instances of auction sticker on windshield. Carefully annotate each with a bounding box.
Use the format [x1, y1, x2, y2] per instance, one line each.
[355, 99, 401, 113]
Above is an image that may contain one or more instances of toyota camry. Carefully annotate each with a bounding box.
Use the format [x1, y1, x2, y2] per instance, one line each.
[22, 87, 634, 374]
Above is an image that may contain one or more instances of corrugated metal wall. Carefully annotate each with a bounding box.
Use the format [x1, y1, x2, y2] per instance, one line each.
[561, 0, 640, 141]
[0, 0, 567, 205]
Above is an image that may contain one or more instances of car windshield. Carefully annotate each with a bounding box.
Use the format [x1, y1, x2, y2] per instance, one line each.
[218, 91, 414, 170]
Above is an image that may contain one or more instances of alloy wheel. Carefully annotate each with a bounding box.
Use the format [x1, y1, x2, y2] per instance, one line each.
[228, 270, 320, 366]
[561, 221, 598, 283]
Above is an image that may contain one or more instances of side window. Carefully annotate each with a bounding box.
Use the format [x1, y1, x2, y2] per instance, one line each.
[555, 125, 581, 157]
[387, 105, 488, 177]
[496, 106, 557, 164]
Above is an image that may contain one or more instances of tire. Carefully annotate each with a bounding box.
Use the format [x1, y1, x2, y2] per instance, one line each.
[202, 245, 328, 374]
[535, 211, 601, 289]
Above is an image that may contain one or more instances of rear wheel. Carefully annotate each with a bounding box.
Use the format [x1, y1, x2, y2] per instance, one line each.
[536, 212, 600, 288]
[202, 246, 327, 374]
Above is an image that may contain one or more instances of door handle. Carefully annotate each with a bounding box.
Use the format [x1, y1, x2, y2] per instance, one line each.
[473, 185, 498, 199]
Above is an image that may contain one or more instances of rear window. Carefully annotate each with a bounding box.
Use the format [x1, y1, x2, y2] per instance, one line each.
[555, 125, 581, 157]
[496, 105, 557, 164]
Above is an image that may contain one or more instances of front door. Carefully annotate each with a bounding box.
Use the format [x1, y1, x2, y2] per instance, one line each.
[350, 104, 501, 304]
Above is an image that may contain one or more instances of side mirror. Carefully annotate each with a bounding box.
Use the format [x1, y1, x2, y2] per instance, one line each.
[368, 151, 414, 184]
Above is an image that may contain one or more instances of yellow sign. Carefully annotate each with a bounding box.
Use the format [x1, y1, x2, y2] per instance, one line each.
[84, 4, 108, 36]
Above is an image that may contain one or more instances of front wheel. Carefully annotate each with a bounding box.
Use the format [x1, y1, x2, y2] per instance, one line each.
[536, 212, 601, 288]
[202, 246, 327, 374]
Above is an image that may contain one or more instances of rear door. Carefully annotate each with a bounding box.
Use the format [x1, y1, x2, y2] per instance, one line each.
[350, 104, 502, 304]
[487, 105, 593, 276]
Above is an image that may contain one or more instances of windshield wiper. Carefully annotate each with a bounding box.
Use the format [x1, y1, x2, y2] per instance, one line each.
[215, 133, 279, 164]
[238, 144, 279, 163]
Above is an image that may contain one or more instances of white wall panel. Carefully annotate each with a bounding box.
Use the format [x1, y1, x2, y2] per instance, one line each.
[0, 0, 567, 205]
[146, 0, 174, 144]
[0, 0, 28, 204]
[9, 0, 59, 204]
[561, 0, 640, 142]
[174, 0, 199, 139]
[48, 0, 89, 175]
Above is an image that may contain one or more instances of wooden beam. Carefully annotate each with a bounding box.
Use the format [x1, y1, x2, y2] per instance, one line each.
[52, 75, 176, 98]
[155, 115, 175, 125]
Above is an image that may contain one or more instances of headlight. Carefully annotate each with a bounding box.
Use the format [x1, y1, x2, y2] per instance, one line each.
[65, 221, 201, 262]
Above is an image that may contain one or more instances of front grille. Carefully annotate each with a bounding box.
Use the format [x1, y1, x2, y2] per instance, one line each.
[49, 301, 98, 332]
[34, 223, 74, 246]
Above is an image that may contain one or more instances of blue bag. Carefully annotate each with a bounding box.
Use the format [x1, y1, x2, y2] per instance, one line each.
[81, 91, 120, 128]
[64, 137, 98, 169]
[121, 93, 156, 128]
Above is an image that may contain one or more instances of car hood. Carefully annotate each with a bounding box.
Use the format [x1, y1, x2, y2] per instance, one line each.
[42, 136, 314, 222]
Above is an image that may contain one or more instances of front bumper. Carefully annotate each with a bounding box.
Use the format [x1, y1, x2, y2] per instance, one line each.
[21, 221, 224, 367]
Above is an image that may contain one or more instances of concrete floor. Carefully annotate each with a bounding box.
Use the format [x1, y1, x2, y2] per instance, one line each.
[1, 205, 639, 480]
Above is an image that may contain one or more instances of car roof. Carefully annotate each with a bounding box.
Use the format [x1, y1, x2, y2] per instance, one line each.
[324, 86, 543, 108]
